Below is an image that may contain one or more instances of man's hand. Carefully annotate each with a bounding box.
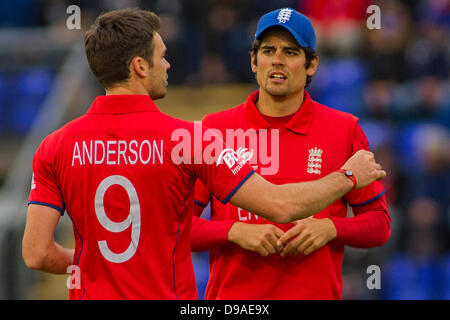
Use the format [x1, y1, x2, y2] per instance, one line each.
[277, 218, 337, 257]
[228, 222, 284, 256]
[342, 150, 386, 189]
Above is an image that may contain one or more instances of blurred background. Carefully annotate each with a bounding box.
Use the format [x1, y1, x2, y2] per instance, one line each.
[0, 0, 448, 300]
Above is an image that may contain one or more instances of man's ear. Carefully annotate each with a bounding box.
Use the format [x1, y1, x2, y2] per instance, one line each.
[306, 56, 319, 77]
[130, 56, 148, 78]
[250, 53, 257, 74]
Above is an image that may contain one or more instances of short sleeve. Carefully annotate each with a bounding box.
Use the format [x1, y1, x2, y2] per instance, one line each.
[344, 123, 385, 206]
[28, 139, 65, 215]
[194, 153, 255, 205]
[191, 124, 255, 204]
[194, 179, 211, 211]
[172, 122, 255, 205]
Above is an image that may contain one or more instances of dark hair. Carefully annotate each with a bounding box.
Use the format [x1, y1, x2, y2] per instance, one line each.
[84, 8, 161, 89]
[251, 38, 317, 88]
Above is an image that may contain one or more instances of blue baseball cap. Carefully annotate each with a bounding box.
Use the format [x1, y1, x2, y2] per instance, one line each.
[254, 8, 316, 51]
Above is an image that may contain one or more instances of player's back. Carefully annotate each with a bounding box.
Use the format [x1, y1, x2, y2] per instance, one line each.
[36, 95, 197, 299]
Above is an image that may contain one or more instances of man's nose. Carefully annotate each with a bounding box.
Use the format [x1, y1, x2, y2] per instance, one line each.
[271, 50, 283, 66]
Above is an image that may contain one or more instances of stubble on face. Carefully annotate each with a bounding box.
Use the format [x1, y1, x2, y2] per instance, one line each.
[253, 28, 308, 99]
[148, 32, 170, 100]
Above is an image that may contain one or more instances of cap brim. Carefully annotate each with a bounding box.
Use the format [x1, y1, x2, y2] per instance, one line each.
[256, 24, 310, 49]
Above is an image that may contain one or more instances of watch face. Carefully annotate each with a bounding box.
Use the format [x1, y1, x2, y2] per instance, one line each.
[346, 170, 353, 176]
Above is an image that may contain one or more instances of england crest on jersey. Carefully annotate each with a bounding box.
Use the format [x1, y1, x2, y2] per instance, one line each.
[307, 147, 323, 175]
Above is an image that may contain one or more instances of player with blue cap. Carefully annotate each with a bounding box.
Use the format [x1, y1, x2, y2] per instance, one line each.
[190, 7, 390, 300]
[254, 7, 316, 51]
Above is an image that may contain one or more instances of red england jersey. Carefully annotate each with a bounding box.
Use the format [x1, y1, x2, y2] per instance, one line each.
[28, 95, 254, 300]
[192, 90, 390, 299]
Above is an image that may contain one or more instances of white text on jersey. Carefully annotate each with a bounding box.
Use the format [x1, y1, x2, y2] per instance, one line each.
[72, 140, 164, 166]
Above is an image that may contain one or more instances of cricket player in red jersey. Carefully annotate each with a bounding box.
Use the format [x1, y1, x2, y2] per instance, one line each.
[191, 8, 391, 299]
[22, 8, 386, 299]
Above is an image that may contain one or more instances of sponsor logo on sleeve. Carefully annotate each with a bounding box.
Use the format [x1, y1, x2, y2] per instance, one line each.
[217, 147, 254, 175]
[31, 173, 36, 190]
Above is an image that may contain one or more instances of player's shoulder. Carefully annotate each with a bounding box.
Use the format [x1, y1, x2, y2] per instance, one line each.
[42, 115, 81, 141]
[202, 102, 245, 128]
[158, 112, 199, 132]
[313, 99, 359, 126]
[36, 115, 87, 157]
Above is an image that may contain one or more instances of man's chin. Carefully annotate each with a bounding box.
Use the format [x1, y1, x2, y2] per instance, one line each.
[150, 90, 167, 100]
[266, 88, 290, 97]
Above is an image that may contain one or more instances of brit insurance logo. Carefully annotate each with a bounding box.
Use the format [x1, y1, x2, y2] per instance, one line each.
[307, 147, 323, 175]
[31, 173, 36, 190]
[217, 147, 254, 175]
[277, 8, 293, 23]
[170, 121, 279, 176]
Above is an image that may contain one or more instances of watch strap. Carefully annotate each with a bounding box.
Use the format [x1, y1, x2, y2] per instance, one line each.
[337, 169, 357, 190]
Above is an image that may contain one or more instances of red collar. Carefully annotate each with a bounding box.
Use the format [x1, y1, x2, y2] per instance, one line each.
[87, 95, 160, 114]
[243, 90, 316, 135]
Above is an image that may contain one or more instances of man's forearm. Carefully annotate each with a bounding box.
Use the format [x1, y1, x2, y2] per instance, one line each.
[328, 196, 391, 248]
[33, 243, 74, 274]
[230, 149, 385, 224]
[276, 171, 354, 221]
[230, 171, 354, 224]
[191, 216, 235, 252]
[22, 204, 74, 274]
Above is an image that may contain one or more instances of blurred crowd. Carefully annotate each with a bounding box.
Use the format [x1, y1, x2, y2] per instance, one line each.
[0, 0, 449, 299]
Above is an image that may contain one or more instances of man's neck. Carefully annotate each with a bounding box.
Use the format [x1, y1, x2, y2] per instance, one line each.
[105, 82, 149, 96]
[256, 89, 305, 117]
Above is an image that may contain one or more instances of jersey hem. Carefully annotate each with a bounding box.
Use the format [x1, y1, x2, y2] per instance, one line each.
[349, 190, 385, 207]
[27, 201, 65, 215]
[194, 199, 208, 208]
[220, 169, 255, 204]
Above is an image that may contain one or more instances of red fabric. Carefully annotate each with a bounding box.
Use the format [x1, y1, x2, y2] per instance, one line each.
[191, 216, 235, 252]
[191, 90, 390, 299]
[28, 95, 254, 300]
[300, 0, 371, 24]
[192, 178, 211, 214]
[329, 192, 391, 248]
[261, 113, 295, 125]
